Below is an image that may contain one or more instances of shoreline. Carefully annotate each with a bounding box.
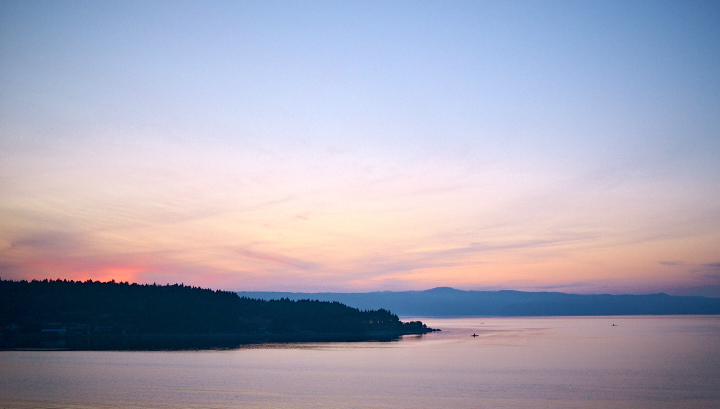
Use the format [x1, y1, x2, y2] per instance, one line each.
[1, 328, 438, 351]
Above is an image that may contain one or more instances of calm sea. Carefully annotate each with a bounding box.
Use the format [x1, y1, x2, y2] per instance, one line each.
[1, 316, 719, 408]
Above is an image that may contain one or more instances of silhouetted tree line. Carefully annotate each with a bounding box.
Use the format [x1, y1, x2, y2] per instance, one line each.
[0, 279, 429, 336]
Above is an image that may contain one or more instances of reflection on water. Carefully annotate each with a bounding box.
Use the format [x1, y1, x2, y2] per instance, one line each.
[1, 316, 719, 408]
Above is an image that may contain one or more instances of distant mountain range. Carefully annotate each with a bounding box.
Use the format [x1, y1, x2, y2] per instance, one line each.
[237, 287, 720, 317]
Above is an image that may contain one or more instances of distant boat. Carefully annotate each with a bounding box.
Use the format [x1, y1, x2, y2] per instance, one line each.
[612, 324, 617, 326]
[472, 333, 478, 337]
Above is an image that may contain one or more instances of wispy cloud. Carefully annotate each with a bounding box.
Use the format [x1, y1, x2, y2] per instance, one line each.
[659, 261, 685, 266]
[237, 249, 316, 270]
[699, 263, 720, 281]
[10, 231, 86, 253]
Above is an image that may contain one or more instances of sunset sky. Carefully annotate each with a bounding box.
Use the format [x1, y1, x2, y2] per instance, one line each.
[1, 1, 719, 296]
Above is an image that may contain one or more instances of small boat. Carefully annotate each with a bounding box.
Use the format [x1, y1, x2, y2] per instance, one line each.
[472, 333, 478, 337]
[612, 324, 617, 326]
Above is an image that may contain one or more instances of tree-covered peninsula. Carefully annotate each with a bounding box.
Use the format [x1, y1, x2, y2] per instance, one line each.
[0, 279, 434, 350]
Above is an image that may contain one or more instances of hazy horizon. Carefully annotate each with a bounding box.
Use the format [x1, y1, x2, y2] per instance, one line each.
[264, 286, 720, 297]
[2, 1, 719, 297]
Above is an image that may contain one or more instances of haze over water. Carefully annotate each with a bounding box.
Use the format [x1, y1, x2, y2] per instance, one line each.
[2, 316, 719, 408]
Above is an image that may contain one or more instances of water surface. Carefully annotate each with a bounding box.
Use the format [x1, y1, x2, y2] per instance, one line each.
[2, 316, 719, 408]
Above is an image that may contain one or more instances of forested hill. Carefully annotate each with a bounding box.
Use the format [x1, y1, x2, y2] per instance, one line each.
[0, 279, 431, 349]
[238, 287, 720, 317]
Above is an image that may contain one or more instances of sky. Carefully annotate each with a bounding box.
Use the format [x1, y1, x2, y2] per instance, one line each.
[1, 1, 719, 296]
